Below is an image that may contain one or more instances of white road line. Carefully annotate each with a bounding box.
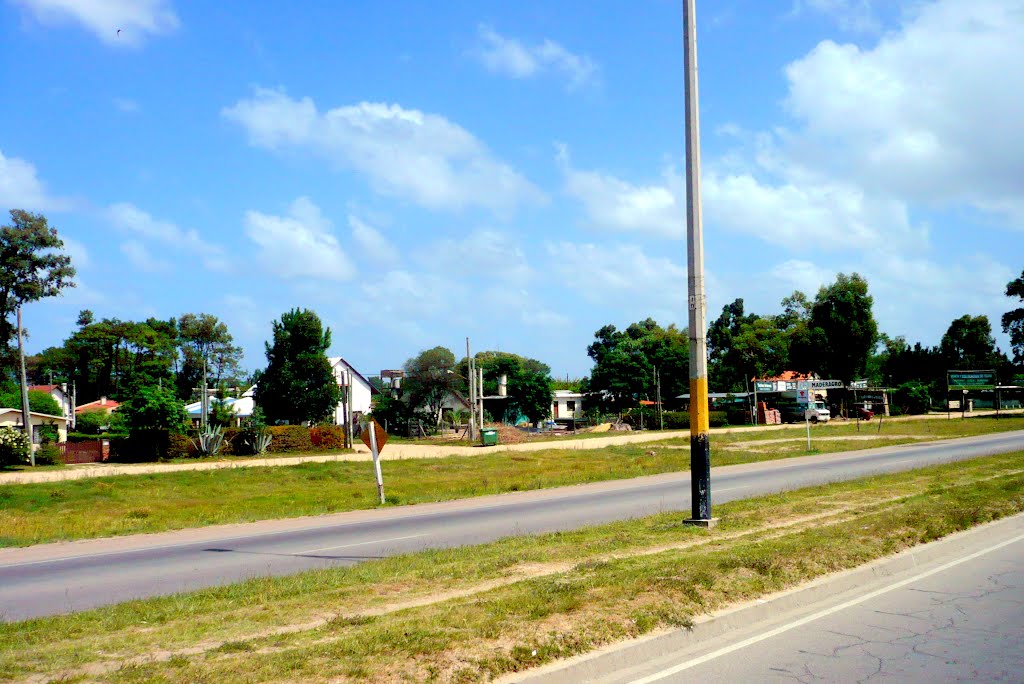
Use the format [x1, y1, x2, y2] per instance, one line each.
[715, 486, 750, 493]
[293, 534, 427, 556]
[628, 530, 1024, 684]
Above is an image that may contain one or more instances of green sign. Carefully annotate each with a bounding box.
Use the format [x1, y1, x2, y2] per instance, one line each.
[754, 381, 775, 392]
[947, 370, 996, 390]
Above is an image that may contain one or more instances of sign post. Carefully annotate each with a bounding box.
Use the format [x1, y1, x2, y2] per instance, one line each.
[361, 420, 389, 505]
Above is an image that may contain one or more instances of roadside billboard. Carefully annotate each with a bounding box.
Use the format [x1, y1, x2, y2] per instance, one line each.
[947, 370, 996, 391]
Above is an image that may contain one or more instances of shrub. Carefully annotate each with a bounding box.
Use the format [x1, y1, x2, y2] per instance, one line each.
[74, 409, 105, 435]
[35, 443, 62, 466]
[120, 385, 188, 434]
[0, 426, 30, 467]
[68, 431, 128, 442]
[266, 425, 313, 453]
[622, 409, 729, 430]
[894, 382, 931, 415]
[0, 389, 61, 416]
[310, 424, 346, 449]
[108, 430, 174, 463]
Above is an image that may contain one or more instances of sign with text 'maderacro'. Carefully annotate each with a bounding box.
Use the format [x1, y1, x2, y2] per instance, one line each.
[947, 370, 996, 391]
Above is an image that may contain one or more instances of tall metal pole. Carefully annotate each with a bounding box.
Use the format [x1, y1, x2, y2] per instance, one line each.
[17, 306, 34, 466]
[347, 370, 355, 449]
[684, 0, 713, 525]
[466, 338, 475, 440]
[200, 356, 209, 430]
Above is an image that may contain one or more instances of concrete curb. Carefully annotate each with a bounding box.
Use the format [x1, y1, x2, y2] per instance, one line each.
[508, 511, 1024, 683]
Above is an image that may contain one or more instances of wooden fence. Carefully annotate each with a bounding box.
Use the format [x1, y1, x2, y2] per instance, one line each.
[58, 440, 108, 464]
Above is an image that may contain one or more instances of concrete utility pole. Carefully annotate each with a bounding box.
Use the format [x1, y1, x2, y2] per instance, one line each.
[683, 0, 714, 526]
[17, 306, 34, 466]
[466, 338, 476, 440]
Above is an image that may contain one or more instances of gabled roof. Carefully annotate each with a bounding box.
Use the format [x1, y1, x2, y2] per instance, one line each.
[328, 357, 375, 391]
[184, 396, 254, 417]
[29, 384, 67, 395]
[76, 398, 121, 413]
[0, 407, 68, 422]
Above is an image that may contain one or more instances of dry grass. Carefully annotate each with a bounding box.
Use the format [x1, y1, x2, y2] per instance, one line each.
[0, 414, 1020, 547]
[2, 452, 1023, 682]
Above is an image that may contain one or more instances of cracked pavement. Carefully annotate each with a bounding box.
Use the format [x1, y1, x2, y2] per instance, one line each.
[612, 526, 1024, 683]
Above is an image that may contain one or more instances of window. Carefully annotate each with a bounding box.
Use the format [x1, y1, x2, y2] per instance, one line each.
[567, 401, 576, 412]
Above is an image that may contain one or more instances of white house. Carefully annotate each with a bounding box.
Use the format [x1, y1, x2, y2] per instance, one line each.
[184, 392, 255, 427]
[29, 384, 75, 426]
[0, 408, 68, 444]
[197, 359, 372, 427]
[329, 357, 373, 424]
[551, 390, 585, 419]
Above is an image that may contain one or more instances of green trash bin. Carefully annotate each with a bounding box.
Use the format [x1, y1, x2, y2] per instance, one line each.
[480, 428, 499, 447]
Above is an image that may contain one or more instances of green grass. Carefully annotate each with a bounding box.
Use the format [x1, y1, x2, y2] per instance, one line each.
[2, 451, 1022, 682]
[0, 414, 1020, 547]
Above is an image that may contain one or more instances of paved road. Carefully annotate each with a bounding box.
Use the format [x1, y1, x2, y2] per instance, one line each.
[587, 515, 1024, 683]
[1, 430, 1022, 621]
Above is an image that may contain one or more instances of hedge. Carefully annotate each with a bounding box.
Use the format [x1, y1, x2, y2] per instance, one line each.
[109, 424, 350, 462]
[310, 425, 346, 450]
[622, 410, 729, 430]
[67, 432, 129, 443]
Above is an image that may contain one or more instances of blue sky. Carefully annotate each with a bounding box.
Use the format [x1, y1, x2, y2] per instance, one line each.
[2, 0, 1022, 380]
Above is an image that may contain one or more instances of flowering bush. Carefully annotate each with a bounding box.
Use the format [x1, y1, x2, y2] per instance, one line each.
[0, 426, 31, 467]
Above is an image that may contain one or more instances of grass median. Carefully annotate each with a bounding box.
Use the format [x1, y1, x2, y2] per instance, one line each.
[2, 451, 1023, 683]
[0, 415, 1021, 547]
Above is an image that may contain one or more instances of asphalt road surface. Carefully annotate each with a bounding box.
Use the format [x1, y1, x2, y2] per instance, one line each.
[588, 515, 1024, 684]
[1, 430, 1022, 621]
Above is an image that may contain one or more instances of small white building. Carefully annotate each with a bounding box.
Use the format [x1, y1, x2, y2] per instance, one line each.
[551, 390, 585, 419]
[329, 357, 373, 424]
[0, 408, 68, 444]
[184, 392, 255, 427]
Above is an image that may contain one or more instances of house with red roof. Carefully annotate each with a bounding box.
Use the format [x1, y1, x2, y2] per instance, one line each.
[75, 396, 121, 415]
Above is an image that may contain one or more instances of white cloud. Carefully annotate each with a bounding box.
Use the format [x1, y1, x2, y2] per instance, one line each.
[475, 25, 599, 90]
[12, 0, 179, 46]
[349, 215, 399, 264]
[481, 285, 570, 328]
[547, 242, 687, 322]
[223, 88, 545, 215]
[782, 0, 1024, 223]
[106, 202, 229, 271]
[768, 259, 832, 295]
[792, 0, 880, 33]
[120, 240, 169, 272]
[0, 150, 69, 211]
[702, 166, 926, 251]
[245, 197, 355, 282]
[557, 146, 685, 239]
[60, 236, 90, 269]
[422, 229, 533, 285]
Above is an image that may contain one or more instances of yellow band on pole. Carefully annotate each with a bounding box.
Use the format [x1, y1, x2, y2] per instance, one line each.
[689, 377, 710, 435]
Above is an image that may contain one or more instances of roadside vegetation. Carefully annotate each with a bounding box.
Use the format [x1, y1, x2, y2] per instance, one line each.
[0, 415, 1020, 547]
[2, 451, 1023, 683]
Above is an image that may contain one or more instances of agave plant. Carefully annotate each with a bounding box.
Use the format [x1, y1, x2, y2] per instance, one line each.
[191, 424, 226, 457]
[246, 429, 272, 456]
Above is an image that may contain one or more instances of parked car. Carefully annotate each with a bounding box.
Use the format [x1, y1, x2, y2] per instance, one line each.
[780, 401, 831, 424]
[850, 405, 874, 420]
